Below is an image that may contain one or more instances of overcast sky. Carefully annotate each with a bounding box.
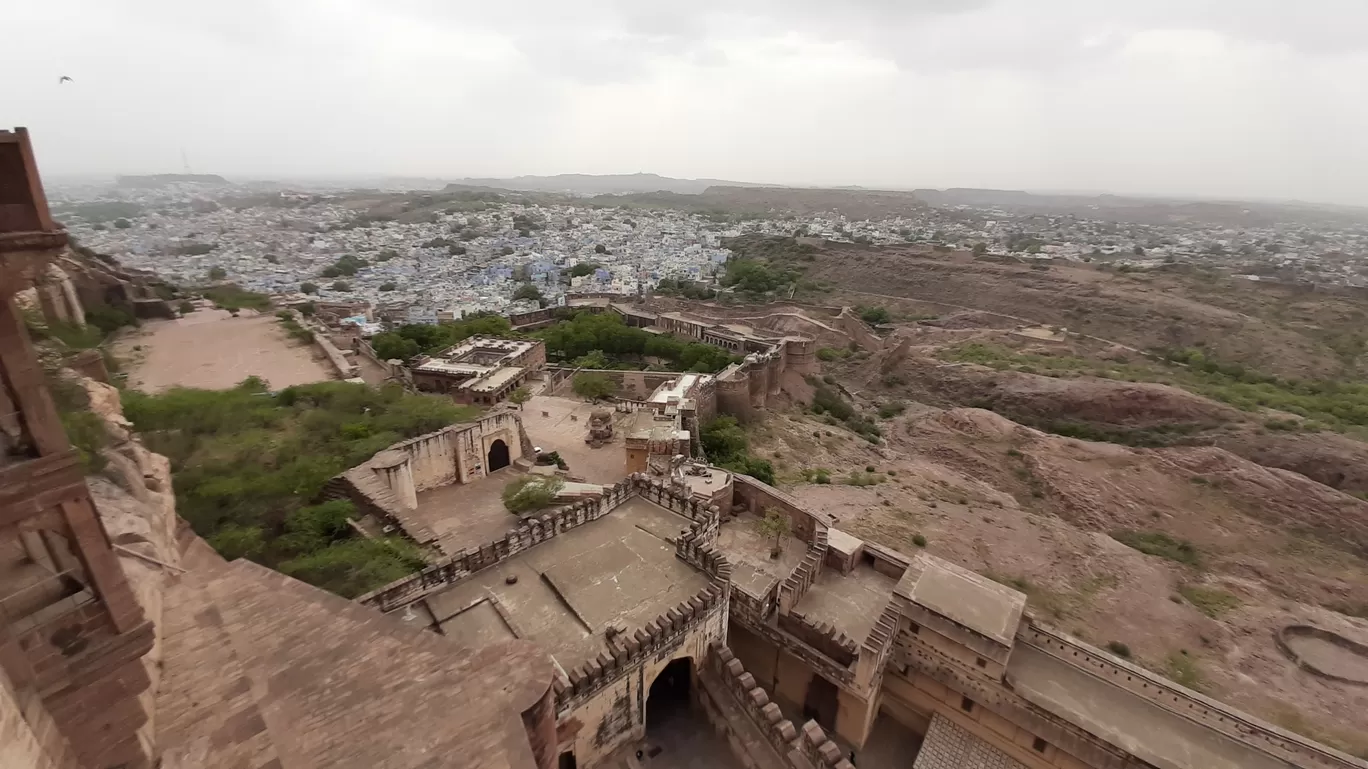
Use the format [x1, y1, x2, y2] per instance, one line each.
[4, 0, 1367, 204]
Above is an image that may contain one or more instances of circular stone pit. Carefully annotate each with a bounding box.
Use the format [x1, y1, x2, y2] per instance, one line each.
[1276, 625, 1368, 685]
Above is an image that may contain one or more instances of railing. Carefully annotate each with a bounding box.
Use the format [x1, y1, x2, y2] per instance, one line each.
[0, 568, 95, 635]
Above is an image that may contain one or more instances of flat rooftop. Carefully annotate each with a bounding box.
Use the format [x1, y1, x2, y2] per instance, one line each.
[796, 563, 899, 642]
[418, 496, 709, 672]
[895, 554, 1025, 647]
[1009, 645, 1289, 769]
[714, 512, 808, 601]
[649, 374, 704, 403]
[469, 365, 525, 392]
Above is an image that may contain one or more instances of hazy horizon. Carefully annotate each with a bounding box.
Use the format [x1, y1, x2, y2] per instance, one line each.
[6, 0, 1368, 206]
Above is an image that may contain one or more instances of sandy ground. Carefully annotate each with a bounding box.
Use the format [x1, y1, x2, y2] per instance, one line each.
[114, 309, 333, 392]
[520, 395, 631, 484]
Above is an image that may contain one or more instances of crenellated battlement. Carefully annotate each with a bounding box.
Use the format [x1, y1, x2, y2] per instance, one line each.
[555, 583, 726, 712]
[709, 644, 853, 769]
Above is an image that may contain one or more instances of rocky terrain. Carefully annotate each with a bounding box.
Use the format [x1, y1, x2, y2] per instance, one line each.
[724, 243, 1368, 756]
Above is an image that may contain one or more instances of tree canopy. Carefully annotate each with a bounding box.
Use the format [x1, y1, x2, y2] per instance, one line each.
[537, 311, 736, 373]
[569, 262, 602, 278]
[573, 372, 618, 400]
[369, 314, 515, 361]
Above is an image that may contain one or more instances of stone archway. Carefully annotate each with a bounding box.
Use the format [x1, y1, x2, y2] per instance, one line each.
[646, 657, 693, 731]
[487, 439, 511, 472]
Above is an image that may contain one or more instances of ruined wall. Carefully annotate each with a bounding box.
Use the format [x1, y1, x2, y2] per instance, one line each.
[309, 325, 357, 379]
[777, 528, 826, 614]
[833, 308, 884, 352]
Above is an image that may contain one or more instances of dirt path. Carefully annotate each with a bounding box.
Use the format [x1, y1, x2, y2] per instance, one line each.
[115, 309, 333, 392]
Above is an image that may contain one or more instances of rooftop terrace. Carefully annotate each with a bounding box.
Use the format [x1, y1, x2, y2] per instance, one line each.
[416, 496, 709, 672]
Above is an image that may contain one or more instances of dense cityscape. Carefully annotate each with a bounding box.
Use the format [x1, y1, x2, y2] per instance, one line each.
[50, 177, 1368, 321]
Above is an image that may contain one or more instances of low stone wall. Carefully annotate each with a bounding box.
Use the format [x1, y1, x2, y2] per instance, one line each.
[731, 476, 822, 544]
[777, 612, 857, 668]
[777, 528, 826, 614]
[312, 329, 358, 379]
[709, 644, 854, 769]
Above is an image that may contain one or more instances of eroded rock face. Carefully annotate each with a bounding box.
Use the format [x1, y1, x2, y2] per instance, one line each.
[82, 376, 180, 750]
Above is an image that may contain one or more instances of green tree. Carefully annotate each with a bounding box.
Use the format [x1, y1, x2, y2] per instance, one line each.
[758, 508, 791, 558]
[371, 333, 420, 361]
[177, 300, 196, 315]
[330, 280, 351, 292]
[972, 242, 988, 255]
[512, 283, 545, 303]
[501, 475, 565, 514]
[207, 266, 227, 281]
[500, 246, 515, 256]
[573, 372, 618, 400]
[376, 249, 398, 262]
[379, 282, 397, 292]
[594, 243, 607, 254]
[113, 218, 132, 229]
[1133, 245, 1146, 256]
[300, 282, 319, 294]
[571, 350, 609, 369]
[570, 262, 602, 278]
[449, 245, 467, 256]
[508, 386, 532, 410]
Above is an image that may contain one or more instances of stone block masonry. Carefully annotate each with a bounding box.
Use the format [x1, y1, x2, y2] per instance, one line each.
[776, 611, 858, 668]
[710, 643, 854, 769]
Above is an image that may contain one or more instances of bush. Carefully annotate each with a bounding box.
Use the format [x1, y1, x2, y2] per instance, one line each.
[1105, 641, 1132, 659]
[858, 305, 891, 325]
[877, 401, 906, 419]
[1177, 584, 1241, 617]
[1164, 650, 1202, 690]
[278, 537, 426, 598]
[1111, 530, 1201, 567]
[85, 305, 138, 336]
[912, 534, 928, 547]
[502, 475, 564, 514]
[177, 300, 196, 315]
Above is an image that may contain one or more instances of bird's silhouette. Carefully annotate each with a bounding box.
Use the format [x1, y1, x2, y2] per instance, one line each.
[58, 76, 73, 84]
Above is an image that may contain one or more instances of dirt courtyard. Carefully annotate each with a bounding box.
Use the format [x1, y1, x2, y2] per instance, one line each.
[520, 395, 631, 484]
[114, 309, 334, 392]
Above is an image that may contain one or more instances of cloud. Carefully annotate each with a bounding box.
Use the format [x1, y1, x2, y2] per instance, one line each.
[2, 0, 1367, 205]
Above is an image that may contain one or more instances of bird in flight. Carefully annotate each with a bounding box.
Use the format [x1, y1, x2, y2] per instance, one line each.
[58, 76, 73, 84]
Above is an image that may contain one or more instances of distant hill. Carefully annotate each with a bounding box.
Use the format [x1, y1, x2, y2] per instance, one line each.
[450, 173, 772, 195]
[117, 174, 228, 188]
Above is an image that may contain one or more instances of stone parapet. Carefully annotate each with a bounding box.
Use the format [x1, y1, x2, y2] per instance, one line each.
[554, 583, 725, 713]
[777, 611, 857, 668]
[709, 644, 854, 769]
[1019, 623, 1368, 769]
[777, 527, 826, 614]
[357, 474, 721, 613]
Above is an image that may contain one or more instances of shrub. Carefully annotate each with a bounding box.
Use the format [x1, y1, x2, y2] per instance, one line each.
[1105, 641, 1132, 658]
[912, 534, 928, 547]
[1164, 650, 1202, 690]
[177, 300, 196, 315]
[502, 475, 565, 514]
[278, 537, 426, 598]
[1177, 584, 1241, 617]
[1111, 530, 1202, 567]
[877, 401, 906, 419]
